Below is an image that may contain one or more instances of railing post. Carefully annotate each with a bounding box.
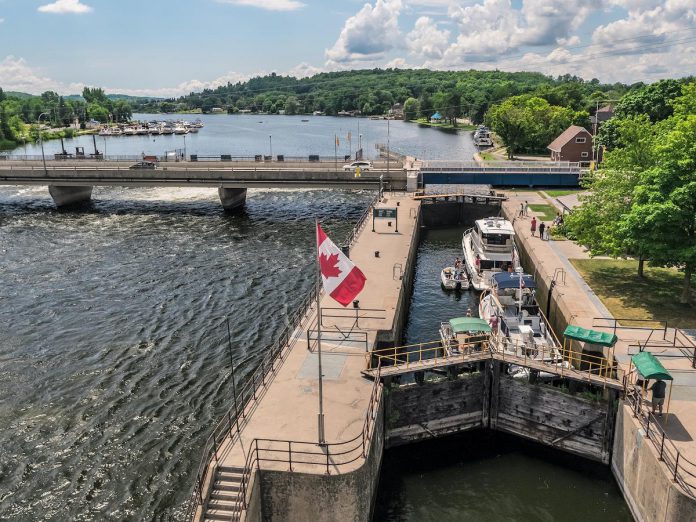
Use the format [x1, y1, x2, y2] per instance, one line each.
[659, 432, 665, 461]
[326, 449, 330, 475]
[288, 441, 293, 471]
[674, 452, 680, 482]
[256, 439, 260, 470]
[646, 415, 651, 439]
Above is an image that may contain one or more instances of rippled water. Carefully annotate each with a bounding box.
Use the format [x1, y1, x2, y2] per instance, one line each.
[373, 227, 631, 522]
[0, 185, 371, 520]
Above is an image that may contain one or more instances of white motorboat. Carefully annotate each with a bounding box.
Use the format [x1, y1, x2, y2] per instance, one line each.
[462, 217, 519, 291]
[123, 127, 136, 136]
[111, 127, 123, 136]
[135, 127, 149, 135]
[161, 125, 174, 135]
[479, 271, 569, 378]
[441, 267, 470, 291]
[473, 126, 493, 147]
[174, 125, 188, 135]
[98, 127, 112, 137]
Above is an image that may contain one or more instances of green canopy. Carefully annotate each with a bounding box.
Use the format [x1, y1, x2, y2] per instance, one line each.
[563, 325, 618, 347]
[632, 351, 673, 381]
[449, 317, 492, 334]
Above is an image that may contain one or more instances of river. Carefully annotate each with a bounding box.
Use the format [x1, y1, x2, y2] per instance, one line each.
[0, 116, 629, 520]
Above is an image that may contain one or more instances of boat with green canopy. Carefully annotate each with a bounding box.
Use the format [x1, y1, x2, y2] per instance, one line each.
[439, 317, 491, 355]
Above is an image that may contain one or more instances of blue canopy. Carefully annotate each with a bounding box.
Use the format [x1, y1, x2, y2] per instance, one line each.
[492, 272, 536, 290]
[431, 112, 442, 120]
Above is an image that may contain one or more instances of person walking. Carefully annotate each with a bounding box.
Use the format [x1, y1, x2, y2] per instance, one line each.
[518, 202, 524, 218]
[530, 216, 537, 237]
[539, 222, 546, 241]
[524, 200, 529, 217]
[650, 379, 667, 416]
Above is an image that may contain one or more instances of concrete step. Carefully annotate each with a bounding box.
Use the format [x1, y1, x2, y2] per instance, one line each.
[215, 471, 243, 483]
[217, 465, 245, 474]
[207, 499, 241, 512]
[214, 482, 241, 492]
[204, 510, 240, 521]
[211, 492, 240, 502]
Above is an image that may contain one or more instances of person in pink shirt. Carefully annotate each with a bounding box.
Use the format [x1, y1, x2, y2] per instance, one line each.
[530, 216, 537, 236]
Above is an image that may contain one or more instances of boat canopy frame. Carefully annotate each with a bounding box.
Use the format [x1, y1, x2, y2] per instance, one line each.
[492, 272, 536, 290]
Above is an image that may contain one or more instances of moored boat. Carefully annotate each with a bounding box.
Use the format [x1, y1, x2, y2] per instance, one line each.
[439, 317, 492, 356]
[462, 217, 519, 291]
[479, 270, 569, 379]
[441, 267, 470, 291]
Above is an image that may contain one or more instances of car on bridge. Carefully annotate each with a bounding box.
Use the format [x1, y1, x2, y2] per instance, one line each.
[129, 161, 158, 170]
[342, 160, 373, 172]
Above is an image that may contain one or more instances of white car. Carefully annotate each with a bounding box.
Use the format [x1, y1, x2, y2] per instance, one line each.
[342, 160, 373, 172]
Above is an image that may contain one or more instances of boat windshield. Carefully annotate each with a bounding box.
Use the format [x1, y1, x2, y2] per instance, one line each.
[482, 233, 510, 245]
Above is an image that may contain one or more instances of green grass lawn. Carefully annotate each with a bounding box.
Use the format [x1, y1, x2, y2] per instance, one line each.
[528, 203, 557, 221]
[411, 118, 475, 130]
[479, 152, 499, 161]
[544, 189, 585, 197]
[571, 259, 695, 329]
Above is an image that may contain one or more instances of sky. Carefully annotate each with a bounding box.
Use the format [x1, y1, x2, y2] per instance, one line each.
[0, 0, 695, 97]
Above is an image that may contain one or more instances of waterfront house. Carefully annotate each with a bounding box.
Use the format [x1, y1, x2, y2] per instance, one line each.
[547, 125, 595, 165]
[211, 107, 224, 113]
[430, 112, 443, 123]
[389, 103, 404, 120]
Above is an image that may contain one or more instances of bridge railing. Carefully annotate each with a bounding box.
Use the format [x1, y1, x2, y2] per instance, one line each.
[0, 154, 398, 164]
[424, 160, 580, 169]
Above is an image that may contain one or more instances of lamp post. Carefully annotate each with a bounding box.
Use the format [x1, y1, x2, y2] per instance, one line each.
[38, 112, 49, 177]
[183, 134, 187, 160]
[269, 135, 272, 160]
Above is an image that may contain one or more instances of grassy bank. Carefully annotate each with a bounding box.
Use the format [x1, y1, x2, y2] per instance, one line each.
[528, 203, 557, 221]
[544, 189, 585, 197]
[570, 259, 695, 329]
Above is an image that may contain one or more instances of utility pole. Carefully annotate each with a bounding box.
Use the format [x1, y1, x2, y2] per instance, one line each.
[269, 135, 272, 159]
[386, 118, 390, 178]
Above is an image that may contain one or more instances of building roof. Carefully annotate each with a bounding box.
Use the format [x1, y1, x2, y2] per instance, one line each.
[547, 125, 591, 152]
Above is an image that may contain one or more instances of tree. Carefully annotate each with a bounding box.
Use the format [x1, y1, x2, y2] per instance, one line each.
[82, 87, 107, 105]
[615, 79, 684, 122]
[625, 115, 696, 303]
[403, 97, 419, 121]
[284, 96, 299, 115]
[566, 115, 658, 276]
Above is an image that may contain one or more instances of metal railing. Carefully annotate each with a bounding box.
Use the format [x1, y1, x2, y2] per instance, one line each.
[624, 384, 696, 496]
[366, 338, 489, 370]
[185, 280, 320, 521]
[228, 366, 383, 519]
[342, 193, 380, 251]
[424, 160, 580, 169]
[0, 153, 398, 164]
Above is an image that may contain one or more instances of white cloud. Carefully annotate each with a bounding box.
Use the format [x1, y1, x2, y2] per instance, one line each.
[407, 16, 450, 60]
[217, 0, 305, 11]
[0, 56, 86, 93]
[325, 0, 403, 64]
[38, 0, 93, 14]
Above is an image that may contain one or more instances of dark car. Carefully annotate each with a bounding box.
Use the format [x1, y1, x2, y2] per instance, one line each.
[129, 161, 157, 169]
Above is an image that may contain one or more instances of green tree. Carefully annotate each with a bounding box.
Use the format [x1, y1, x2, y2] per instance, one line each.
[615, 79, 684, 122]
[403, 97, 419, 121]
[626, 115, 696, 303]
[284, 96, 299, 115]
[566, 115, 658, 276]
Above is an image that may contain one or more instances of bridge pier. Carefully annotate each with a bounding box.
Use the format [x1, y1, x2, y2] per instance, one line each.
[48, 185, 93, 207]
[218, 187, 247, 212]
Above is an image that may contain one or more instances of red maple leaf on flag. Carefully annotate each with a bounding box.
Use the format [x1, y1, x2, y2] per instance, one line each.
[319, 252, 342, 279]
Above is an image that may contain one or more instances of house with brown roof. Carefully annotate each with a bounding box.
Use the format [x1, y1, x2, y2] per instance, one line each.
[548, 125, 594, 165]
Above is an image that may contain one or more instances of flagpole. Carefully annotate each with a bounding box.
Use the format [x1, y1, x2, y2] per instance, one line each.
[315, 221, 326, 445]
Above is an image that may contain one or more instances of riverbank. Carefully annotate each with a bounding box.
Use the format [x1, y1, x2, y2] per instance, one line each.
[410, 118, 476, 131]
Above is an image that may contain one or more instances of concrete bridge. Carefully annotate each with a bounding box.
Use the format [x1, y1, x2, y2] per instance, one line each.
[0, 156, 583, 210]
[0, 159, 405, 210]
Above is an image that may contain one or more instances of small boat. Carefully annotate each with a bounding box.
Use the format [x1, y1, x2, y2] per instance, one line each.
[439, 317, 492, 356]
[173, 125, 188, 135]
[111, 127, 123, 136]
[135, 127, 149, 135]
[441, 267, 470, 291]
[161, 125, 174, 135]
[301, 119, 309, 122]
[123, 127, 136, 136]
[98, 127, 111, 137]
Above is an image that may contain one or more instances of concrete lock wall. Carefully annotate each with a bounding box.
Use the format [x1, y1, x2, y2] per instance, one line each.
[256, 397, 385, 522]
[612, 403, 696, 522]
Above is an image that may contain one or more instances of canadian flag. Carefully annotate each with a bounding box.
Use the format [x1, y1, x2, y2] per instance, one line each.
[317, 223, 366, 307]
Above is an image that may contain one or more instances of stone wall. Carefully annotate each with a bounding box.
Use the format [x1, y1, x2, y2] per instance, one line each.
[420, 200, 502, 228]
[612, 403, 696, 522]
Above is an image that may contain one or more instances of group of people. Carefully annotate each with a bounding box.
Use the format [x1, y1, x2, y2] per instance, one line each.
[529, 216, 550, 240]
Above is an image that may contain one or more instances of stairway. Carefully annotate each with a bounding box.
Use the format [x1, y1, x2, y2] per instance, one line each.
[203, 465, 245, 521]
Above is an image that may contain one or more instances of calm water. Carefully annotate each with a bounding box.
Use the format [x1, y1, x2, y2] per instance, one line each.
[372, 227, 632, 522]
[1, 120, 629, 520]
[15, 113, 477, 161]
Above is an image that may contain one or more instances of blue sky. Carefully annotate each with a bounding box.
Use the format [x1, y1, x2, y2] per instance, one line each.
[0, 0, 695, 96]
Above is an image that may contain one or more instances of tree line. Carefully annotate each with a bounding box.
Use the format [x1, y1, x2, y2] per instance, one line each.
[0, 87, 132, 149]
[564, 80, 695, 304]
